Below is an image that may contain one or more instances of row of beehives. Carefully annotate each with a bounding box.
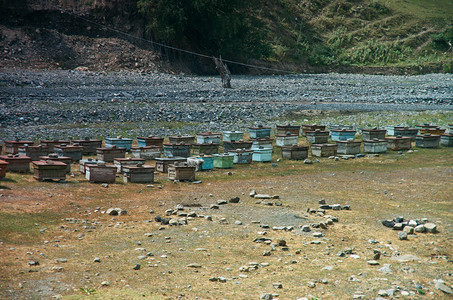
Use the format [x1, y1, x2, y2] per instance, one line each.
[1, 123, 452, 181]
[1, 123, 451, 158]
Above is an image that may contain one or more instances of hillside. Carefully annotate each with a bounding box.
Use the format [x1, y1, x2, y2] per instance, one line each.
[0, 0, 452, 73]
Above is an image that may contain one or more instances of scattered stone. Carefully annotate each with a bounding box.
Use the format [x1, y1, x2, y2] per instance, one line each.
[313, 232, 323, 238]
[106, 208, 127, 216]
[332, 204, 341, 210]
[390, 254, 420, 262]
[229, 197, 240, 203]
[393, 223, 404, 230]
[28, 260, 39, 266]
[435, 282, 452, 294]
[403, 226, 414, 234]
[101, 281, 110, 286]
[301, 225, 311, 232]
[307, 281, 316, 288]
[414, 224, 426, 233]
[382, 220, 395, 228]
[398, 231, 408, 240]
[187, 263, 202, 268]
[250, 190, 257, 197]
[234, 220, 243, 225]
[272, 283, 283, 289]
[424, 223, 437, 233]
[304, 159, 313, 164]
[378, 264, 392, 273]
[373, 249, 381, 260]
[367, 260, 379, 266]
[210, 205, 219, 210]
[93, 257, 101, 263]
[133, 264, 141, 270]
[255, 194, 272, 199]
[217, 199, 228, 205]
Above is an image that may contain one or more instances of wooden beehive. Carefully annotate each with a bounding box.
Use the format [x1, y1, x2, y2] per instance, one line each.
[228, 149, 253, 164]
[155, 157, 187, 173]
[33, 160, 67, 181]
[54, 144, 83, 162]
[168, 135, 195, 145]
[275, 133, 299, 147]
[18, 145, 49, 161]
[40, 154, 72, 174]
[311, 144, 338, 157]
[415, 134, 440, 148]
[163, 143, 191, 158]
[168, 163, 196, 181]
[71, 138, 102, 155]
[213, 153, 235, 168]
[105, 137, 133, 151]
[131, 146, 162, 159]
[385, 136, 412, 150]
[394, 127, 418, 140]
[440, 134, 453, 147]
[248, 125, 271, 139]
[418, 128, 445, 136]
[252, 147, 273, 162]
[0, 160, 8, 178]
[251, 138, 273, 150]
[306, 130, 329, 144]
[222, 131, 244, 143]
[363, 139, 388, 153]
[85, 163, 117, 183]
[123, 165, 155, 183]
[96, 146, 126, 162]
[196, 132, 222, 144]
[276, 124, 301, 136]
[137, 136, 164, 148]
[4, 140, 34, 154]
[0, 155, 31, 172]
[361, 128, 386, 141]
[336, 140, 361, 155]
[114, 157, 146, 173]
[330, 129, 356, 142]
[302, 124, 326, 136]
[40, 140, 70, 153]
[192, 143, 219, 155]
[223, 141, 253, 153]
[281, 145, 308, 160]
[79, 158, 101, 174]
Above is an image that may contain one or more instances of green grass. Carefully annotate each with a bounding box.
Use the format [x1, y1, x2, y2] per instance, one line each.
[378, 0, 453, 21]
[0, 212, 60, 244]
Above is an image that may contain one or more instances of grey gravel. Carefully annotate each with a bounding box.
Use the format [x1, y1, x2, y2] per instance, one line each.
[1, 70, 452, 140]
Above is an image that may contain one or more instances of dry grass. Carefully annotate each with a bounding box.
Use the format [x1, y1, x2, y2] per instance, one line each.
[0, 145, 452, 299]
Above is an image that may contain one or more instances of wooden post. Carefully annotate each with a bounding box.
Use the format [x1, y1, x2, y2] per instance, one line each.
[213, 56, 231, 88]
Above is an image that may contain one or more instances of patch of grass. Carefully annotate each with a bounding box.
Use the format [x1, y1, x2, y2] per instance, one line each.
[0, 212, 60, 244]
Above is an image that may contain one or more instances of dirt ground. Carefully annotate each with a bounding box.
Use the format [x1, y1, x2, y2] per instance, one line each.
[0, 145, 452, 299]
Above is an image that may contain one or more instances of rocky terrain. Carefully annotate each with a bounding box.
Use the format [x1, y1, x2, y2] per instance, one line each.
[1, 70, 452, 141]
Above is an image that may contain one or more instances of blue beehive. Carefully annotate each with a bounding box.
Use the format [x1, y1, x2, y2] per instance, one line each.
[248, 125, 271, 139]
[105, 137, 133, 151]
[196, 155, 214, 170]
[163, 143, 192, 158]
[223, 131, 244, 142]
[252, 147, 272, 162]
[330, 129, 356, 142]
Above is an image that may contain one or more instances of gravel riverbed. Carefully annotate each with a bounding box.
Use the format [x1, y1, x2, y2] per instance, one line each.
[1, 70, 452, 140]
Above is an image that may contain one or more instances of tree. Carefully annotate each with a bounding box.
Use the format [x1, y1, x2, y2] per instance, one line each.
[137, 0, 270, 60]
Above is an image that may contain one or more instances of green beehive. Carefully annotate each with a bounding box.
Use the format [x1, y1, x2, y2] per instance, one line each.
[213, 154, 234, 169]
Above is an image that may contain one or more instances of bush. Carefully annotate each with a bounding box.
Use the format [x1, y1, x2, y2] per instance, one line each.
[431, 27, 453, 51]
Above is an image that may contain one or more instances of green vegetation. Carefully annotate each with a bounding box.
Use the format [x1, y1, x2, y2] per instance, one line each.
[138, 0, 453, 71]
[0, 212, 59, 244]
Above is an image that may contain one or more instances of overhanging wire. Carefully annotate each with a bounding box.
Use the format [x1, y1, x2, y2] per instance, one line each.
[60, 9, 295, 74]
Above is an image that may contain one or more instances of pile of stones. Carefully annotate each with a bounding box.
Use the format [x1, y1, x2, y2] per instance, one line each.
[382, 216, 438, 240]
